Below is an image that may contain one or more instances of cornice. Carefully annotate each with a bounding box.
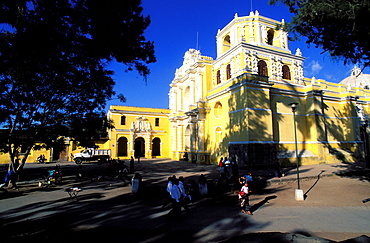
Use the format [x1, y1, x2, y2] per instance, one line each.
[207, 73, 273, 101]
[109, 109, 170, 116]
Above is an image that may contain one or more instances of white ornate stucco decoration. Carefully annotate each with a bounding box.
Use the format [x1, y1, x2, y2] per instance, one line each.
[311, 77, 316, 84]
[280, 31, 287, 48]
[356, 104, 369, 126]
[251, 52, 259, 74]
[245, 51, 252, 72]
[261, 25, 267, 44]
[295, 48, 302, 56]
[293, 60, 304, 84]
[131, 116, 151, 132]
[182, 49, 201, 70]
[173, 49, 202, 80]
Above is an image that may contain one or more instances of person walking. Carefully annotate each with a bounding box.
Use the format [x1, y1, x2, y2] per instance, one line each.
[162, 176, 174, 209]
[219, 157, 225, 176]
[178, 176, 191, 214]
[170, 178, 182, 219]
[130, 156, 134, 173]
[7, 159, 24, 189]
[223, 157, 232, 180]
[198, 174, 208, 196]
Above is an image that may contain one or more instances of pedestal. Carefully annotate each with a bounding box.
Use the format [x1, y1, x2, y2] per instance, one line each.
[295, 189, 304, 201]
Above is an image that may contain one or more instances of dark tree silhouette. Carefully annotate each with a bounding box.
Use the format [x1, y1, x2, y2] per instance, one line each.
[0, 0, 156, 169]
[270, 0, 370, 69]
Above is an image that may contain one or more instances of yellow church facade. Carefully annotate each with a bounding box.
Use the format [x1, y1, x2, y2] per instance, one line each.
[167, 11, 370, 167]
[2, 11, 369, 167]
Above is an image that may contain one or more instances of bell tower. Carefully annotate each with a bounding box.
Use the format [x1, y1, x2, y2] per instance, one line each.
[216, 11, 290, 57]
[214, 10, 304, 84]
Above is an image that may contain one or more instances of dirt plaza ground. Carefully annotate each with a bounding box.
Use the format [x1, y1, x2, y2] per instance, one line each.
[0, 159, 369, 242]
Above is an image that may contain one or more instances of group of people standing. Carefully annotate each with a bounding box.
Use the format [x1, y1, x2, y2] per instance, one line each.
[2, 158, 24, 189]
[219, 156, 255, 215]
[162, 175, 191, 220]
[218, 157, 239, 181]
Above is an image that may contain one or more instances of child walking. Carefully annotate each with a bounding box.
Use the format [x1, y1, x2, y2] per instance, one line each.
[239, 181, 253, 215]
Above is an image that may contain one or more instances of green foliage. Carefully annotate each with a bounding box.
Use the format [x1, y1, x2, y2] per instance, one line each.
[0, 0, 155, 163]
[117, 94, 127, 103]
[269, 0, 370, 68]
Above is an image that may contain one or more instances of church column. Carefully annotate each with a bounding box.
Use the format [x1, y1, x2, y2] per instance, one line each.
[145, 133, 151, 158]
[170, 121, 177, 159]
[177, 122, 183, 152]
[352, 97, 362, 143]
[190, 79, 195, 106]
[256, 21, 262, 45]
[190, 119, 197, 161]
[249, 23, 255, 44]
[130, 132, 135, 157]
[197, 101, 210, 163]
[251, 52, 258, 74]
[230, 24, 236, 47]
[197, 120, 205, 152]
[309, 90, 327, 161]
[177, 87, 183, 111]
[169, 88, 176, 111]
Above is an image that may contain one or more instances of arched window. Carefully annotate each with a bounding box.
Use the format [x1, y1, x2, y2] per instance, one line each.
[282, 65, 291, 80]
[183, 86, 190, 110]
[120, 115, 126, 125]
[216, 70, 221, 84]
[258, 60, 268, 77]
[215, 127, 222, 143]
[226, 64, 231, 80]
[267, 29, 274, 45]
[223, 35, 231, 53]
[214, 102, 222, 118]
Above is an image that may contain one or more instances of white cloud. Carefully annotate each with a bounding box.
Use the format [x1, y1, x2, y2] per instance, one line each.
[324, 74, 340, 83]
[309, 60, 323, 76]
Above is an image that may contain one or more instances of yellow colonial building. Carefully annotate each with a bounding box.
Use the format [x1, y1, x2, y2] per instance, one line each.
[2, 11, 370, 168]
[107, 106, 171, 159]
[167, 11, 370, 167]
[108, 11, 370, 167]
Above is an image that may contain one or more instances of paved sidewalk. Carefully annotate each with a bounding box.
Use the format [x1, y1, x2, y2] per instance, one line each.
[268, 160, 369, 184]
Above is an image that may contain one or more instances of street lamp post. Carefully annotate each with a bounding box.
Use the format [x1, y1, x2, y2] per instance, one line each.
[289, 102, 304, 201]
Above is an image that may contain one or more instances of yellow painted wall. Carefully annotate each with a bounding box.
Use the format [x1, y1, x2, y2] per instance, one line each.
[108, 105, 171, 159]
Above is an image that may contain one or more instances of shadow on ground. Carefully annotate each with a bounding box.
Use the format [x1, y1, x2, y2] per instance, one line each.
[1, 159, 369, 243]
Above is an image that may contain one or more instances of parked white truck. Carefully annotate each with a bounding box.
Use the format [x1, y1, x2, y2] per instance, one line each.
[73, 148, 111, 164]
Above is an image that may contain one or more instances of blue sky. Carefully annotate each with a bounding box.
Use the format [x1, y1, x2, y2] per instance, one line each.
[106, 0, 369, 110]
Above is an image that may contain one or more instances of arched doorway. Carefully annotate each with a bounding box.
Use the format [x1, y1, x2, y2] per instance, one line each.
[134, 137, 145, 158]
[152, 137, 161, 156]
[117, 137, 128, 157]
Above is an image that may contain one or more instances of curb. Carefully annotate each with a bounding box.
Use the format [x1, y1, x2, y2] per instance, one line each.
[267, 172, 337, 185]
